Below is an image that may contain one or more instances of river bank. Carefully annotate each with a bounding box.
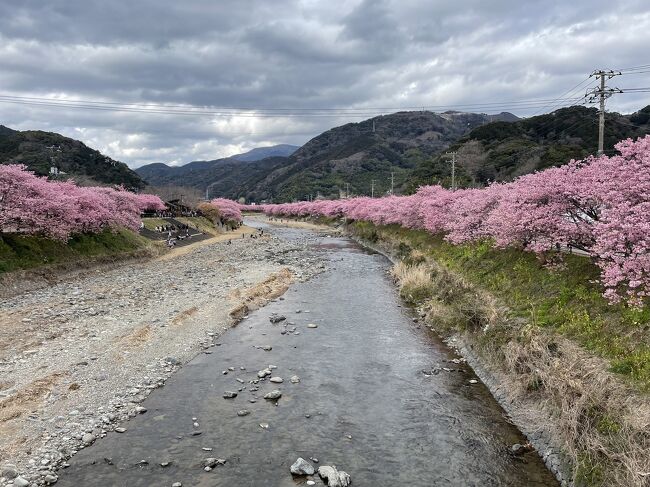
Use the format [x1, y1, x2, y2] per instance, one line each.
[344, 220, 650, 487]
[0, 228, 326, 486]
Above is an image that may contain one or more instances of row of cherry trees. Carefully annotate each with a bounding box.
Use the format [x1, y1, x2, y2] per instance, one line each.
[258, 136, 650, 305]
[209, 198, 243, 224]
[0, 164, 166, 241]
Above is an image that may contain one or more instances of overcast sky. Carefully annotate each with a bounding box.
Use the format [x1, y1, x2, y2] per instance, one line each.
[1, 0, 649, 168]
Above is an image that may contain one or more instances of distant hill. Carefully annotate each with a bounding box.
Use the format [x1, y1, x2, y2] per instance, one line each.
[406, 105, 650, 191]
[231, 144, 298, 162]
[136, 144, 298, 187]
[0, 125, 144, 189]
[138, 111, 517, 202]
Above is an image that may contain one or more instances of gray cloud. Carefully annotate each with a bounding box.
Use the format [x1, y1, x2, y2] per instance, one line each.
[0, 0, 649, 168]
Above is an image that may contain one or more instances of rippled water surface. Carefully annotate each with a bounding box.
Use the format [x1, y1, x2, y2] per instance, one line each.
[57, 219, 558, 486]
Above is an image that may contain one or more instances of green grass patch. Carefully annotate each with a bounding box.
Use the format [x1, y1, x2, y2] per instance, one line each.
[141, 217, 169, 230]
[0, 228, 151, 275]
[174, 216, 219, 235]
[351, 221, 650, 390]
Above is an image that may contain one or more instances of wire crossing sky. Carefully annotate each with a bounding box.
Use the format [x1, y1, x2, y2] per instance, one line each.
[0, 0, 649, 167]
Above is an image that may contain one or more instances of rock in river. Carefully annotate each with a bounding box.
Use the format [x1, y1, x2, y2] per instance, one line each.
[264, 390, 282, 400]
[269, 376, 283, 383]
[257, 368, 272, 378]
[223, 391, 238, 399]
[318, 465, 351, 487]
[202, 457, 227, 468]
[290, 457, 315, 476]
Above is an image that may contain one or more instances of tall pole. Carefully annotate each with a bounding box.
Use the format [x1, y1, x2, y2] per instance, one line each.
[346, 182, 350, 198]
[598, 73, 605, 155]
[586, 70, 621, 156]
[371, 179, 375, 198]
[390, 172, 394, 195]
[444, 152, 457, 191]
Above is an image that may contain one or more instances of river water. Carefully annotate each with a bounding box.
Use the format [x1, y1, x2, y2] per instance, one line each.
[56, 220, 558, 486]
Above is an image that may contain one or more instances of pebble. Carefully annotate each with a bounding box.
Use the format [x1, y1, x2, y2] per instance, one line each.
[1, 465, 18, 479]
[172, 483, 182, 487]
[269, 377, 283, 383]
[237, 410, 251, 417]
[290, 375, 301, 383]
[13, 477, 30, 487]
[115, 427, 127, 433]
[469, 379, 478, 384]
[307, 323, 318, 328]
[44, 474, 58, 484]
[223, 391, 238, 399]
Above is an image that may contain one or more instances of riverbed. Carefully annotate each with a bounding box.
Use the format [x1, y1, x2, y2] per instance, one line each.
[55, 219, 558, 486]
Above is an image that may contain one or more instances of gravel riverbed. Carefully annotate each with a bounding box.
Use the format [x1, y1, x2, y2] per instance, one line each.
[0, 231, 326, 486]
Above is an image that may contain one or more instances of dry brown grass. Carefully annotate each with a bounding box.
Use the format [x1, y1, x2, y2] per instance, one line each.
[392, 259, 502, 333]
[228, 268, 294, 320]
[0, 372, 66, 424]
[114, 324, 153, 349]
[171, 306, 198, 327]
[501, 328, 650, 486]
[390, 261, 431, 290]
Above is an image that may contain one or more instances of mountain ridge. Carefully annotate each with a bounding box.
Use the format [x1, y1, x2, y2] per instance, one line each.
[138, 110, 519, 201]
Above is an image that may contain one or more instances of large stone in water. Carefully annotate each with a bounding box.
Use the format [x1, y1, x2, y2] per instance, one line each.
[264, 390, 282, 400]
[318, 465, 351, 487]
[290, 457, 315, 476]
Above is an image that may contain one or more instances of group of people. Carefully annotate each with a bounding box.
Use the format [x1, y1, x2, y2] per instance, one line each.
[227, 228, 264, 245]
[150, 210, 198, 218]
[152, 223, 196, 247]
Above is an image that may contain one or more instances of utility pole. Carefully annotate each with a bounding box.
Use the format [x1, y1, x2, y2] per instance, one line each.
[586, 70, 622, 155]
[390, 172, 394, 195]
[346, 182, 350, 198]
[371, 179, 375, 198]
[443, 152, 458, 191]
[372, 120, 376, 133]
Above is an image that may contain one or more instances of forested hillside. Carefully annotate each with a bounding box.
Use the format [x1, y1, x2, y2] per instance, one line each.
[0, 125, 144, 189]
[406, 105, 650, 191]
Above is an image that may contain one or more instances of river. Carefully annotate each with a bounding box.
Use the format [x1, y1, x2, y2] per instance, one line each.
[56, 219, 558, 486]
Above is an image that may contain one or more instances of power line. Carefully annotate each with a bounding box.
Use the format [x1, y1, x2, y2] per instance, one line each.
[530, 76, 593, 116]
[0, 93, 589, 119]
[615, 63, 650, 72]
